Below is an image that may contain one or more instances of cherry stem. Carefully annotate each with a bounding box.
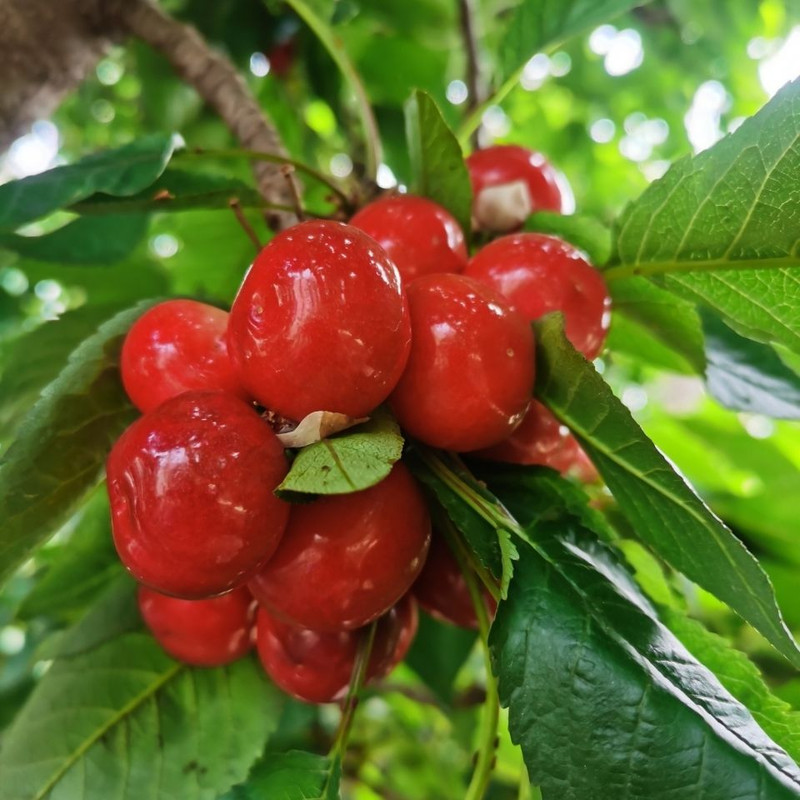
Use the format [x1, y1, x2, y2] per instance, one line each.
[451, 522, 500, 800]
[174, 147, 353, 210]
[281, 165, 307, 222]
[329, 620, 377, 762]
[228, 199, 262, 251]
[457, 0, 483, 148]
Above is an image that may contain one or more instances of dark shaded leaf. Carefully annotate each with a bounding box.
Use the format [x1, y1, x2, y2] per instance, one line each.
[0, 302, 155, 587]
[534, 314, 800, 667]
[228, 750, 341, 800]
[702, 310, 800, 418]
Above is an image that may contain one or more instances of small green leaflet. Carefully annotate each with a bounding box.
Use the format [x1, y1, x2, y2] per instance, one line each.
[0, 301, 156, 587]
[404, 90, 472, 236]
[228, 751, 341, 800]
[0, 133, 178, 231]
[534, 314, 800, 668]
[407, 448, 517, 599]
[702, 310, 800, 418]
[276, 409, 403, 497]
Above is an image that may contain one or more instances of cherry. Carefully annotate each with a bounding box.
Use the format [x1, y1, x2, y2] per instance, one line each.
[466, 145, 568, 231]
[256, 595, 417, 704]
[107, 391, 290, 599]
[349, 194, 468, 282]
[475, 399, 589, 474]
[388, 274, 535, 452]
[412, 532, 496, 629]
[249, 463, 430, 632]
[227, 220, 411, 421]
[465, 233, 611, 360]
[138, 585, 255, 666]
[121, 299, 247, 413]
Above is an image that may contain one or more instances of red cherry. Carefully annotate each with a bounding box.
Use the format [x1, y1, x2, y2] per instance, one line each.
[466, 145, 567, 231]
[349, 195, 468, 282]
[388, 274, 535, 452]
[107, 391, 290, 599]
[249, 463, 430, 632]
[227, 220, 411, 421]
[138, 585, 255, 666]
[256, 595, 418, 704]
[475, 399, 581, 471]
[121, 300, 247, 413]
[412, 532, 496, 629]
[465, 233, 611, 359]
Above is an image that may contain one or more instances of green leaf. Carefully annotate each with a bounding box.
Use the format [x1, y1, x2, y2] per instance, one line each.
[523, 211, 612, 266]
[534, 314, 800, 667]
[490, 527, 800, 800]
[73, 169, 265, 215]
[276, 409, 404, 497]
[501, 0, 651, 79]
[0, 214, 149, 264]
[18, 488, 122, 621]
[0, 583, 284, 800]
[0, 301, 155, 587]
[0, 304, 127, 447]
[404, 90, 472, 236]
[702, 310, 800, 418]
[0, 134, 178, 232]
[406, 449, 517, 598]
[609, 277, 706, 373]
[664, 609, 800, 764]
[405, 611, 476, 704]
[229, 750, 341, 800]
[608, 81, 800, 353]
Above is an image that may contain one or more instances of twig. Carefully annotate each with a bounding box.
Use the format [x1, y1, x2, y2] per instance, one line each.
[117, 0, 297, 231]
[228, 199, 262, 251]
[458, 0, 482, 115]
[281, 165, 306, 221]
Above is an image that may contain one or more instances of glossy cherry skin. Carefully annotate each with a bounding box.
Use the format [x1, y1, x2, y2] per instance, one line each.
[475, 399, 591, 476]
[121, 300, 247, 413]
[388, 274, 535, 452]
[466, 233, 611, 360]
[412, 532, 496, 630]
[349, 195, 468, 282]
[256, 595, 418, 704]
[107, 391, 290, 599]
[249, 463, 430, 632]
[227, 220, 411, 421]
[138, 585, 256, 666]
[466, 145, 566, 231]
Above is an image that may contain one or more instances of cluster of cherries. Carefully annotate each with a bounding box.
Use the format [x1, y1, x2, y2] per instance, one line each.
[106, 144, 610, 703]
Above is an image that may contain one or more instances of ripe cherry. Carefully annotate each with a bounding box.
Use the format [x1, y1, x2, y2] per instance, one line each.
[388, 274, 535, 452]
[349, 194, 468, 282]
[476, 399, 593, 477]
[227, 220, 411, 421]
[249, 463, 430, 632]
[107, 391, 290, 599]
[466, 145, 569, 231]
[138, 585, 255, 666]
[412, 532, 496, 629]
[121, 299, 247, 413]
[256, 595, 418, 704]
[465, 233, 611, 360]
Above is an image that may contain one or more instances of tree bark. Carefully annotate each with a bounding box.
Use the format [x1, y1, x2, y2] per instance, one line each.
[0, 0, 295, 229]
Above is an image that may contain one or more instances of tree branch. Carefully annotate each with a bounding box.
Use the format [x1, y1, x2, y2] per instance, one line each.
[458, 0, 482, 116]
[116, 0, 296, 230]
